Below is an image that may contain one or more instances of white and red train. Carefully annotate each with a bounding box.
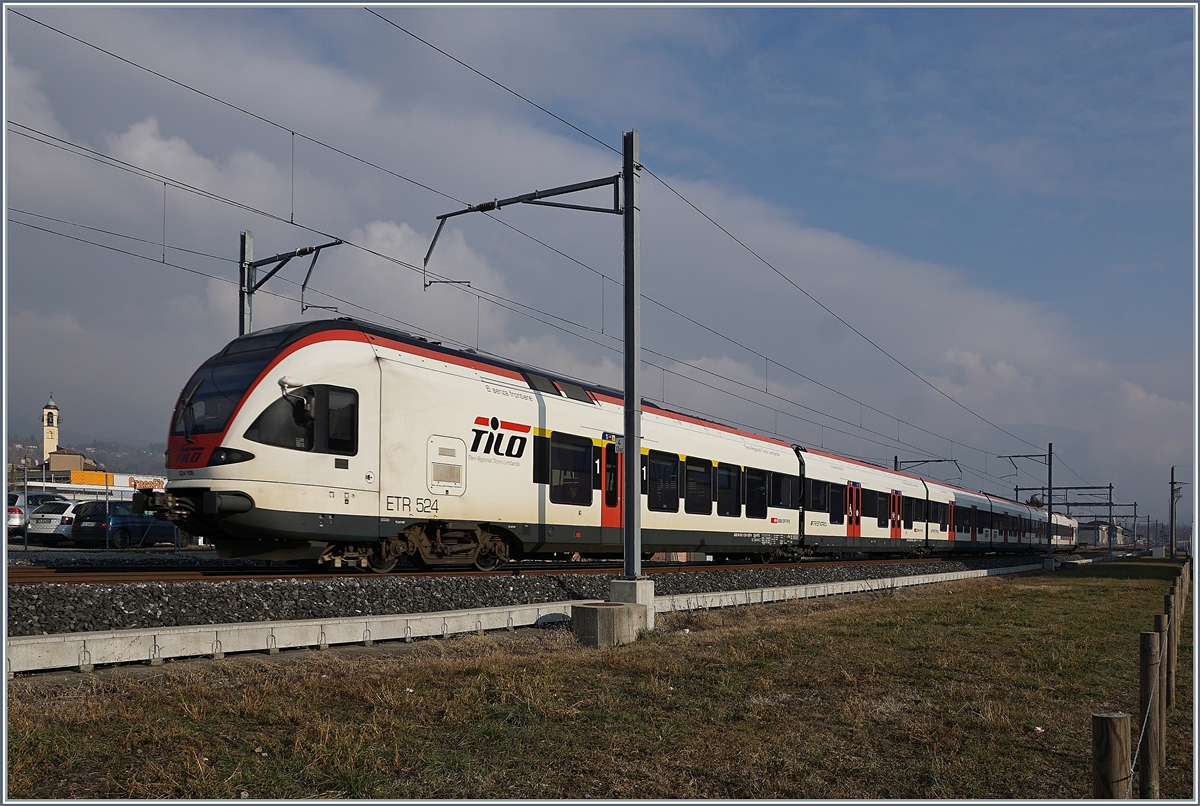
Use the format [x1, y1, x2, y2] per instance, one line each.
[139, 319, 1077, 571]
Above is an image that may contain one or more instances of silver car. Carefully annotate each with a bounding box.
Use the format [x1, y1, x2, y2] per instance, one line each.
[27, 501, 84, 546]
[7, 492, 69, 539]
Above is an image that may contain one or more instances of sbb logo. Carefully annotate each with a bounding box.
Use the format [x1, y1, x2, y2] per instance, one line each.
[470, 417, 529, 457]
[470, 416, 530, 458]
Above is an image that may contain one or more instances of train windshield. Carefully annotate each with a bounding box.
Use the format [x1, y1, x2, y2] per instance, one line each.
[171, 358, 272, 437]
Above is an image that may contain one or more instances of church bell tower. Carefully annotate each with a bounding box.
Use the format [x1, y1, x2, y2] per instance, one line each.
[43, 396, 59, 463]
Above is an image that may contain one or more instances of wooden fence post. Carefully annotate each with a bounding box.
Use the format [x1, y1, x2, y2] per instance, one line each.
[1139, 630, 1160, 798]
[1155, 613, 1169, 768]
[1165, 592, 1177, 709]
[1093, 712, 1131, 798]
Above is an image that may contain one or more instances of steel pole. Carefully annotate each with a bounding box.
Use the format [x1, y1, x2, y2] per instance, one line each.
[1169, 467, 1177, 560]
[622, 130, 642, 579]
[1132, 502, 1137, 550]
[1108, 483, 1114, 552]
[239, 231, 253, 336]
[22, 462, 28, 551]
[1046, 443, 1053, 562]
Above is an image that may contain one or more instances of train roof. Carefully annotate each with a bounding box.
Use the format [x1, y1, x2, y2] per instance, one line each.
[210, 318, 795, 449]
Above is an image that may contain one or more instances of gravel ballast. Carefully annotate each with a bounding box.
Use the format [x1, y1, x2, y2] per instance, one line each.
[6, 557, 1040, 637]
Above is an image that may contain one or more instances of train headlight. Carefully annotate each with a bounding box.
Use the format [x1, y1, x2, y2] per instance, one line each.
[207, 447, 256, 466]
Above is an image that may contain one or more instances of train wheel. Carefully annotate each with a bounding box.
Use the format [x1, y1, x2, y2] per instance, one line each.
[473, 532, 510, 572]
[112, 529, 131, 550]
[368, 554, 398, 574]
[473, 552, 504, 572]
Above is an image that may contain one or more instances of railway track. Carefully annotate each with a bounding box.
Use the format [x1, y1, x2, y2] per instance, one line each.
[6, 556, 953, 586]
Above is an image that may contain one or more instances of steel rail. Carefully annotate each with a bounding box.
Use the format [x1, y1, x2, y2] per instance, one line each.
[5, 556, 955, 587]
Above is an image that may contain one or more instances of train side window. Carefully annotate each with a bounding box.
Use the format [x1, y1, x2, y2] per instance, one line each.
[877, 491, 889, 528]
[549, 433, 592, 506]
[604, 445, 618, 507]
[716, 464, 741, 517]
[828, 484, 845, 525]
[647, 451, 679, 512]
[325, 387, 358, 455]
[769, 473, 799, 509]
[745, 468, 768, 519]
[684, 458, 713, 516]
[861, 488, 878, 523]
[809, 480, 828, 513]
[902, 496, 914, 529]
[524, 372, 562, 396]
[245, 386, 316, 452]
[913, 497, 926, 523]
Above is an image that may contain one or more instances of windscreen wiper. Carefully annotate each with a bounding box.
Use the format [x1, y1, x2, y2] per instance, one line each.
[177, 378, 204, 444]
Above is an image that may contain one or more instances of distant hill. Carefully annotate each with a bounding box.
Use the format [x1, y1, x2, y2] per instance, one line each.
[6, 436, 167, 476]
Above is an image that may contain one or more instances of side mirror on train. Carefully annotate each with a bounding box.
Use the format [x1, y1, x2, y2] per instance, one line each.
[291, 397, 315, 423]
[279, 377, 315, 423]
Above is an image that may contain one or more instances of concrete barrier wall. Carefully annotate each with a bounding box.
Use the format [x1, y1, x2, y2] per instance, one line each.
[7, 600, 593, 674]
[7, 563, 1044, 675]
[653, 564, 1042, 613]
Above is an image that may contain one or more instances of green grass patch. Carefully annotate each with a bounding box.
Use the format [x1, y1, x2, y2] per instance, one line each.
[6, 558, 1193, 798]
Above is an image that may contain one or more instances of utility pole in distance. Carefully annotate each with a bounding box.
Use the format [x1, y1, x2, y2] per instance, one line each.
[1169, 467, 1185, 560]
[1000, 443, 1054, 568]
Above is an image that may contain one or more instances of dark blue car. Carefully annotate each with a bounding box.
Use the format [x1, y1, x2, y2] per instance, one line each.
[70, 500, 183, 549]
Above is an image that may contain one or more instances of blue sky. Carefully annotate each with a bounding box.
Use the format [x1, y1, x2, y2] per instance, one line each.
[4, 5, 1195, 524]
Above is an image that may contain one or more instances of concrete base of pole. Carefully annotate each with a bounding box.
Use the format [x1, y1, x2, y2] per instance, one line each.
[610, 578, 656, 631]
[1043, 557, 1059, 572]
[572, 602, 646, 648]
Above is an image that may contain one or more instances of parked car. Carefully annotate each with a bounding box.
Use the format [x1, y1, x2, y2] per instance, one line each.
[7, 492, 69, 539]
[26, 501, 86, 547]
[70, 500, 183, 549]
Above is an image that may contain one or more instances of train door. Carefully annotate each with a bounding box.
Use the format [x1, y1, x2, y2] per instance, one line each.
[600, 443, 622, 544]
[948, 501, 956, 542]
[970, 506, 978, 542]
[890, 492, 902, 539]
[846, 484, 861, 538]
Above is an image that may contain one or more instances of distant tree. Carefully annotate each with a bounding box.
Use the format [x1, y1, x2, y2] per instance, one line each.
[1025, 495, 1044, 509]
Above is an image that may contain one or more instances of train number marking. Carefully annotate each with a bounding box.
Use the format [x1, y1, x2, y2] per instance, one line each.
[388, 496, 439, 514]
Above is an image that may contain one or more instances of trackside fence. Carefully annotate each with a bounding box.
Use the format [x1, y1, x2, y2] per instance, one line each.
[1092, 558, 1189, 798]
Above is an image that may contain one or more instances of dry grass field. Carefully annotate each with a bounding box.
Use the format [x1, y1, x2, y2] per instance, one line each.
[6, 557, 1193, 798]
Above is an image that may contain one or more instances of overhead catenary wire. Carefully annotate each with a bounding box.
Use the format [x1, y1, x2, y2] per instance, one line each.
[362, 7, 1095, 485]
[8, 12, 1087, 491]
[4, 12, 1054, 479]
[10, 118, 1029, 494]
[13, 118, 989, 477]
[12, 208, 1021, 492]
[10, 121, 995, 470]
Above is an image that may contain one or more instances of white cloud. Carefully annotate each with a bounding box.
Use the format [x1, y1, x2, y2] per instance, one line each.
[4, 11, 1191, 520]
